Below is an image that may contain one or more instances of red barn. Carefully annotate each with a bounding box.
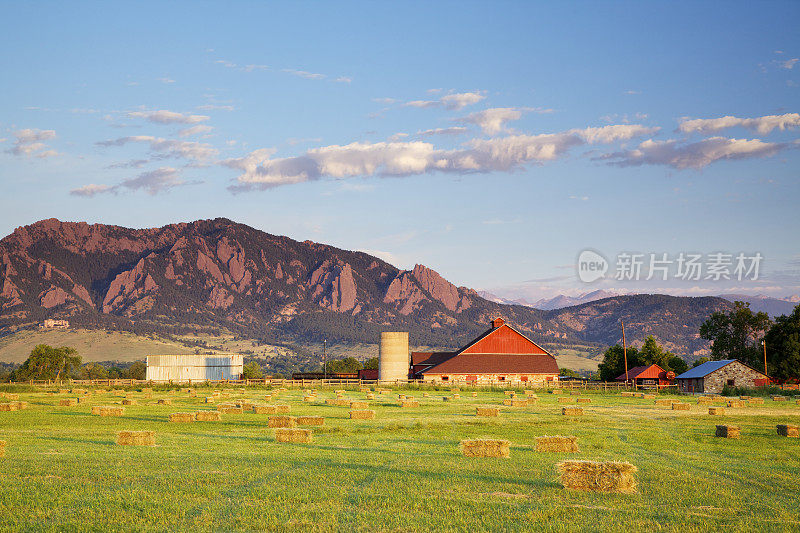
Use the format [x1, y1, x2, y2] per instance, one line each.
[614, 364, 674, 386]
[411, 318, 559, 385]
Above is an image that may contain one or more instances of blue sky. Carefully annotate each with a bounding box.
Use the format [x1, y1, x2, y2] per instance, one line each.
[1, 1, 799, 301]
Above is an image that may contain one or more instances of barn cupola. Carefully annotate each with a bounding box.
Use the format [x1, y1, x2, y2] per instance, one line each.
[491, 317, 505, 328]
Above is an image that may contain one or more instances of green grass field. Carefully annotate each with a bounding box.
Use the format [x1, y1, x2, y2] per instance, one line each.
[1, 386, 798, 531]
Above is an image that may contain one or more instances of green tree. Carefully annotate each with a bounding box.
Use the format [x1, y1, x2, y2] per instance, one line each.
[363, 357, 379, 370]
[80, 362, 108, 380]
[637, 336, 688, 373]
[700, 301, 772, 367]
[125, 361, 147, 380]
[325, 357, 363, 374]
[692, 357, 710, 368]
[597, 345, 640, 382]
[763, 303, 800, 381]
[667, 355, 688, 375]
[11, 345, 81, 381]
[242, 361, 264, 379]
[559, 368, 581, 378]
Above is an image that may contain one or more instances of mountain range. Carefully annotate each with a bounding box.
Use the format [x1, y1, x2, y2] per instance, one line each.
[0, 218, 738, 357]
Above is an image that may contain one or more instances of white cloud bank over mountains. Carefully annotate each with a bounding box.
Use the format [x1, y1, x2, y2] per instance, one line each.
[223, 124, 660, 191]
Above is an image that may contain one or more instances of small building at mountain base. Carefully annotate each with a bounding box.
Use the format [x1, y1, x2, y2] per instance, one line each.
[411, 318, 559, 385]
[615, 364, 674, 386]
[675, 359, 766, 394]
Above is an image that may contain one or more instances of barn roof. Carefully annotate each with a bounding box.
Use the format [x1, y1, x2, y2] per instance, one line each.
[419, 321, 557, 375]
[411, 352, 455, 366]
[614, 364, 666, 381]
[675, 359, 736, 379]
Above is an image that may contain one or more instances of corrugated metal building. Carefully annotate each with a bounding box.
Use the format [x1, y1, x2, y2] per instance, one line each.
[411, 318, 559, 384]
[145, 354, 244, 382]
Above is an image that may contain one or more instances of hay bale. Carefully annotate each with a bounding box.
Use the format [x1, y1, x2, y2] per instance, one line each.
[58, 389, 69, 394]
[365, 393, 375, 400]
[0, 403, 19, 412]
[253, 405, 277, 414]
[715, 425, 740, 439]
[672, 403, 690, 411]
[556, 461, 637, 493]
[157, 399, 172, 405]
[350, 409, 375, 420]
[59, 399, 78, 407]
[550, 389, 562, 394]
[642, 394, 656, 400]
[116, 431, 155, 446]
[97, 406, 125, 417]
[168, 412, 196, 423]
[13, 401, 29, 410]
[749, 397, 765, 405]
[471, 392, 478, 398]
[326, 399, 350, 407]
[401, 400, 420, 408]
[122, 399, 137, 406]
[777, 424, 799, 437]
[350, 401, 369, 410]
[620, 391, 635, 397]
[502, 399, 527, 407]
[524, 390, 536, 397]
[452, 394, 461, 399]
[562, 407, 584, 416]
[297, 416, 324, 426]
[218, 406, 243, 414]
[708, 407, 725, 415]
[275, 404, 291, 413]
[535, 435, 580, 453]
[268, 415, 297, 428]
[422, 392, 430, 398]
[727, 400, 745, 408]
[576, 398, 591, 404]
[771, 395, 787, 402]
[275, 428, 312, 443]
[569, 391, 581, 396]
[2, 393, 19, 400]
[476, 407, 500, 417]
[654, 398, 674, 407]
[303, 396, 316, 402]
[697, 397, 713, 405]
[558, 397, 575, 404]
[204, 397, 215, 404]
[71, 388, 87, 395]
[460, 439, 510, 458]
[195, 411, 222, 422]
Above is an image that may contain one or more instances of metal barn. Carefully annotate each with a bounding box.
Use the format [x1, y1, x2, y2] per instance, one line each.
[145, 354, 244, 383]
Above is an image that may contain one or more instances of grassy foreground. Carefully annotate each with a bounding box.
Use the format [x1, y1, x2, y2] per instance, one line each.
[0, 386, 798, 532]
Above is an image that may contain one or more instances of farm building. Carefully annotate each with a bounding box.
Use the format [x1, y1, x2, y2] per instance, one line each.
[145, 354, 243, 383]
[410, 318, 559, 384]
[614, 364, 674, 386]
[675, 359, 767, 394]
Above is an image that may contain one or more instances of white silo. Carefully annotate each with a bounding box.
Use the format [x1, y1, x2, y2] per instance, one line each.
[379, 332, 409, 382]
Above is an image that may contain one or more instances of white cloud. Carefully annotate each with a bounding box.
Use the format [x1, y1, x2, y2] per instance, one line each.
[70, 184, 116, 197]
[223, 123, 655, 191]
[441, 92, 486, 110]
[778, 58, 798, 69]
[283, 69, 326, 80]
[96, 136, 217, 161]
[457, 107, 526, 134]
[335, 76, 352, 83]
[178, 125, 214, 137]
[7, 128, 58, 157]
[70, 168, 193, 197]
[120, 167, 187, 195]
[571, 124, 660, 144]
[388, 133, 409, 142]
[403, 92, 487, 111]
[372, 97, 398, 104]
[404, 100, 439, 108]
[158, 77, 176, 84]
[678, 113, 800, 135]
[416, 127, 469, 137]
[128, 110, 210, 125]
[601, 137, 794, 169]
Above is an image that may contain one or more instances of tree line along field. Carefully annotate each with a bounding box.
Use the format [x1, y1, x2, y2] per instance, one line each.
[0, 385, 799, 531]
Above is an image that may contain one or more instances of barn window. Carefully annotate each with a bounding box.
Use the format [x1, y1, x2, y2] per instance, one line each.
[727, 379, 735, 386]
[498, 376, 506, 381]
[441, 376, 449, 381]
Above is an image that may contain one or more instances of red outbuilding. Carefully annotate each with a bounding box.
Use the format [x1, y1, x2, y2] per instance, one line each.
[411, 318, 559, 385]
[614, 364, 674, 386]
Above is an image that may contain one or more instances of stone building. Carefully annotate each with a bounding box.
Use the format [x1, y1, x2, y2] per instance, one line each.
[675, 359, 767, 394]
[410, 318, 559, 385]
